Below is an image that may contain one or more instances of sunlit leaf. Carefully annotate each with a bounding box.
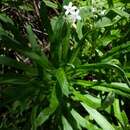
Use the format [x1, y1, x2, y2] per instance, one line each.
[81, 102, 115, 130]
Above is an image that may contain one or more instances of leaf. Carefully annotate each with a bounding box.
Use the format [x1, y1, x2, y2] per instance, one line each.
[36, 87, 59, 126]
[72, 90, 101, 109]
[0, 13, 14, 25]
[0, 56, 31, 71]
[19, 3, 33, 11]
[26, 24, 40, 53]
[55, 68, 70, 97]
[71, 109, 102, 130]
[0, 27, 27, 50]
[0, 74, 31, 85]
[71, 109, 87, 129]
[43, 0, 58, 9]
[24, 51, 52, 70]
[101, 41, 130, 61]
[101, 92, 115, 109]
[121, 111, 129, 127]
[107, 0, 114, 8]
[77, 63, 130, 87]
[63, 0, 70, 5]
[96, 17, 113, 28]
[111, 8, 129, 19]
[0, 28, 52, 69]
[81, 102, 115, 130]
[97, 35, 115, 47]
[31, 106, 38, 130]
[113, 99, 124, 126]
[74, 80, 130, 98]
[62, 116, 73, 130]
[50, 16, 71, 65]
[51, 16, 66, 65]
[40, 0, 53, 41]
[69, 28, 88, 64]
[0, 13, 25, 43]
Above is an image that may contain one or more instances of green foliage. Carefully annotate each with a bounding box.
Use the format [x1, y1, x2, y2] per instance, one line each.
[0, 0, 130, 130]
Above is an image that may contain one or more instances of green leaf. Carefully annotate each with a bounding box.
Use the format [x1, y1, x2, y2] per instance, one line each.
[50, 16, 70, 66]
[81, 102, 115, 130]
[0, 74, 31, 85]
[101, 41, 130, 62]
[111, 8, 129, 19]
[51, 16, 65, 65]
[96, 17, 113, 28]
[19, 3, 33, 11]
[55, 68, 70, 97]
[69, 29, 88, 64]
[24, 50, 53, 70]
[107, 0, 114, 7]
[40, 1, 53, 41]
[97, 35, 115, 47]
[113, 99, 124, 126]
[43, 0, 58, 9]
[72, 90, 101, 109]
[0, 27, 27, 50]
[101, 92, 115, 109]
[121, 111, 129, 127]
[0, 56, 31, 71]
[0, 13, 14, 25]
[0, 13, 25, 43]
[77, 63, 130, 87]
[62, 116, 73, 130]
[74, 80, 130, 98]
[71, 109, 102, 130]
[31, 106, 38, 130]
[26, 24, 40, 53]
[0, 28, 52, 69]
[36, 87, 59, 126]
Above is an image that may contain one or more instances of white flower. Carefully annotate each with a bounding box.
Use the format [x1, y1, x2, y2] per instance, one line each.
[63, 2, 77, 15]
[63, 2, 81, 24]
[70, 10, 81, 23]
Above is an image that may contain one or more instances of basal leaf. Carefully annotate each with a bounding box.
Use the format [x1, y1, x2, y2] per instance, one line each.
[72, 90, 101, 109]
[113, 99, 124, 126]
[62, 116, 73, 130]
[0, 13, 14, 25]
[36, 87, 59, 126]
[26, 24, 41, 53]
[81, 102, 115, 130]
[40, 1, 53, 41]
[71, 109, 102, 130]
[0, 56, 31, 71]
[43, 0, 58, 9]
[55, 68, 70, 97]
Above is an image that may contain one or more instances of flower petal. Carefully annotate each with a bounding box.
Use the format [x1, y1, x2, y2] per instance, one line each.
[77, 15, 81, 20]
[63, 5, 68, 9]
[68, 2, 73, 7]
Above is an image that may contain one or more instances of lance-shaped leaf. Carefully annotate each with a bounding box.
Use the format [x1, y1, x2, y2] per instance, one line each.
[40, 0, 53, 41]
[55, 68, 70, 97]
[26, 24, 41, 53]
[81, 102, 115, 130]
[0, 56, 32, 71]
[62, 116, 73, 130]
[36, 87, 59, 126]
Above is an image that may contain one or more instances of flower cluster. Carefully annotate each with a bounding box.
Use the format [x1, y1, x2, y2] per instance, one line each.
[63, 2, 81, 23]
